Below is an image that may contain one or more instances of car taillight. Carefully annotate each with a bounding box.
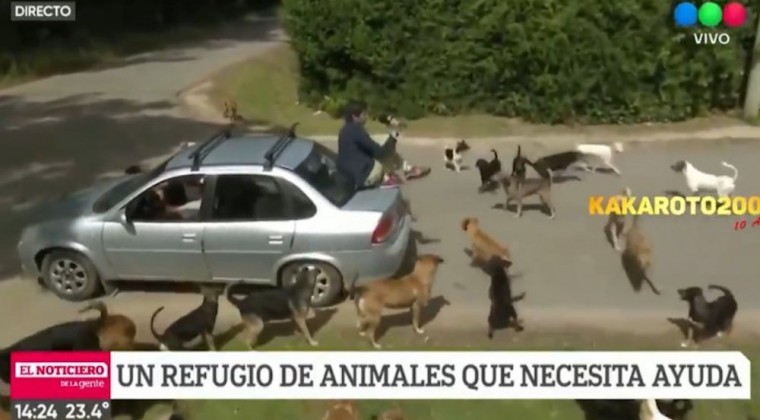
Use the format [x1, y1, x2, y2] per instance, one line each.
[371, 213, 396, 244]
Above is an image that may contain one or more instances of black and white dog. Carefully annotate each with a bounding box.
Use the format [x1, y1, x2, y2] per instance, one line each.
[444, 139, 471, 172]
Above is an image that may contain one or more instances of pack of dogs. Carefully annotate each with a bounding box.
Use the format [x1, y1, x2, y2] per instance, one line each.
[0, 137, 744, 420]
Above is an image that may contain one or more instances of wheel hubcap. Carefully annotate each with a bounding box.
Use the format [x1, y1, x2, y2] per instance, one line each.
[49, 259, 88, 294]
[290, 264, 330, 302]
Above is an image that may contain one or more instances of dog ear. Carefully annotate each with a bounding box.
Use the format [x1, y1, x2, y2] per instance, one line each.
[432, 255, 445, 264]
[460, 218, 470, 231]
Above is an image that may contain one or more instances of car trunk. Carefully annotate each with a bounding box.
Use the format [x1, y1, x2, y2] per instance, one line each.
[341, 187, 406, 244]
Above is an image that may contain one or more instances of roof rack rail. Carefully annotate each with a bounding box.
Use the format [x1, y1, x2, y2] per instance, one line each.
[189, 124, 233, 171]
[263, 122, 299, 171]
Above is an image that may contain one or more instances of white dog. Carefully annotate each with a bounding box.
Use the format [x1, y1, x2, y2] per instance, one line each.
[670, 160, 738, 197]
[575, 142, 624, 175]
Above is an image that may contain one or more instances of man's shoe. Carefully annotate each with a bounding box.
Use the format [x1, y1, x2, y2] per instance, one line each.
[381, 172, 404, 187]
[403, 165, 431, 180]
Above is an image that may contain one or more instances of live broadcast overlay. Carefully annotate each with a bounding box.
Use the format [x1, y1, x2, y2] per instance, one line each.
[6, 350, 751, 411]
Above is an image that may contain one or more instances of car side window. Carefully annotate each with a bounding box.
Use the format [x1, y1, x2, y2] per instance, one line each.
[210, 174, 289, 221]
[128, 174, 206, 222]
[278, 178, 317, 220]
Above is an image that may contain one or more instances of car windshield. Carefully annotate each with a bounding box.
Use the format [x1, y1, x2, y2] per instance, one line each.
[295, 143, 356, 207]
[92, 159, 170, 213]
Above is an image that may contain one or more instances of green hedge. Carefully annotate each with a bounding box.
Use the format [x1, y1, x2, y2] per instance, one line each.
[283, 0, 756, 123]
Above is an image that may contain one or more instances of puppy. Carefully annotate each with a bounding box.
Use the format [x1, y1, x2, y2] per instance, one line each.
[225, 268, 319, 349]
[496, 174, 555, 219]
[576, 142, 624, 175]
[150, 286, 221, 351]
[444, 139, 471, 172]
[354, 254, 445, 349]
[485, 257, 525, 339]
[322, 400, 359, 420]
[461, 217, 511, 266]
[475, 149, 502, 188]
[670, 160, 738, 197]
[604, 187, 633, 251]
[79, 301, 137, 351]
[372, 406, 406, 420]
[622, 215, 660, 295]
[677, 285, 738, 347]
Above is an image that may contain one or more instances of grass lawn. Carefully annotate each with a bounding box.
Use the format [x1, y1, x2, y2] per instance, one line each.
[207, 45, 529, 138]
[0, 25, 218, 90]
[117, 326, 760, 420]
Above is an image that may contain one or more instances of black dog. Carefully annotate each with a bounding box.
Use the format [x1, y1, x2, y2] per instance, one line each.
[149, 286, 221, 351]
[484, 258, 525, 339]
[677, 285, 738, 347]
[0, 321, 102, 384]
[476, 149, 502, 190]
[225, 268, 319, 349]
[533, 150, 584, 178]
[124, 165, 144, 175]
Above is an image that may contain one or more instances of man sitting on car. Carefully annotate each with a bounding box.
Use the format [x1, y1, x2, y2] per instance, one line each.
[337, 100, 429, 189]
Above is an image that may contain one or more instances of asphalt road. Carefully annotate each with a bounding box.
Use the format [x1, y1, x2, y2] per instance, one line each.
[1, 137, 759, 347]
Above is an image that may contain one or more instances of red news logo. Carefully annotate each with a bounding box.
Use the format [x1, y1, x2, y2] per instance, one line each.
[10, 352, 111, 400]
[15, 362, 107, 378]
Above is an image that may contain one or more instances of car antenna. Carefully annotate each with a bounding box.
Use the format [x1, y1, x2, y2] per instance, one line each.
[189, 124, 233, 171]
[263, 122, 299, 171]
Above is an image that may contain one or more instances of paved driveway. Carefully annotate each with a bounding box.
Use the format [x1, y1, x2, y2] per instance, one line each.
[1, 138, 759, 347]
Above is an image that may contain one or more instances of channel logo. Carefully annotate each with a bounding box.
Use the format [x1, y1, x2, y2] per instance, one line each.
[673, 1, 748, 45]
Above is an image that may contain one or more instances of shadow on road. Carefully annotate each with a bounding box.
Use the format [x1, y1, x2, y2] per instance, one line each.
[374, 295, 451, 342]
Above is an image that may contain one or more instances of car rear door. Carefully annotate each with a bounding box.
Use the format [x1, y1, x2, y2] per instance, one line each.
[201, 173, 297, 283]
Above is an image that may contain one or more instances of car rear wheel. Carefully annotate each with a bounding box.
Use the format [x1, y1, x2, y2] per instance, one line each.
[41, 250, 101, 302]
[279, 261, 342, 308]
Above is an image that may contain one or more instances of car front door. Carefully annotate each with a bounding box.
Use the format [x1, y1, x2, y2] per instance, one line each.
[101, 174, 210, 281]
[201, 173, 297, 283]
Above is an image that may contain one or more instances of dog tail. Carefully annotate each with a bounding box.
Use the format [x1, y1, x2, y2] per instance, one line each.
[348, 285, 366, 301]
[149, 306, 165, 342]
[511, 292, 527, 303]
[721, 161, 738, 180]
[708, 284, 734, 299]
[490, 149, 498, 160]
[224, 280, 245, 307]
[79, 301, 108, 326]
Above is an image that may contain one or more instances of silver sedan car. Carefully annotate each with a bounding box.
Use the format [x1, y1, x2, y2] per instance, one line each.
[16, 129, 411, 307]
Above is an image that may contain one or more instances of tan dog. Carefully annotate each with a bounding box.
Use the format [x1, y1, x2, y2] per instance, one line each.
[322, 400, 359, 420]
[354, 254, 445, 349]
[372, 406, 406, 420]
[223, 99, 239, 121]
[461, 217, 511, 266]
[604, 187, 632, 251]
[79, 301, 137, 351]
[622, 215, 660, 295]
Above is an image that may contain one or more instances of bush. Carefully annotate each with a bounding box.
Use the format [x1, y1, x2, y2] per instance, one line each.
[283, 0, 756, 123]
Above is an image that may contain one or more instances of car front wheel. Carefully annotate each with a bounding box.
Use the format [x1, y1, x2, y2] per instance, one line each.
[41, 250, 101, 302]
[279, 261, 343, 308]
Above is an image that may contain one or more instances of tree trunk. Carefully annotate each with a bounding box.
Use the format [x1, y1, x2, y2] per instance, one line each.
[743, 14, 760, 119]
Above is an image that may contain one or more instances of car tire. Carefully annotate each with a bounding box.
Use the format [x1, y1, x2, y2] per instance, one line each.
[41, 250, 102, 302]
[279, 261, 343, 308]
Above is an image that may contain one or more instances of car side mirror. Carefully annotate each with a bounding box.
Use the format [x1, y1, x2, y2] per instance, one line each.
[120, 210, 131, 225]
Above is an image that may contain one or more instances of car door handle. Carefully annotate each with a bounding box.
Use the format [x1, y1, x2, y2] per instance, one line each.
[268, 235, 283, 239]
[268, 234, 283, 245]
[182, 233, 197, 242]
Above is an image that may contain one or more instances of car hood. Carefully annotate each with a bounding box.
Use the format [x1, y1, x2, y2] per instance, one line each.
[28, 177, 125, 223]
[341, 187, 401, 213]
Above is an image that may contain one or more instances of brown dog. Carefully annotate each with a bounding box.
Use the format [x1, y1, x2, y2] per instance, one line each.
[604, 187, 632, 251]
[79, 301, 137, 351]
[223, 99, 239, 121]
[322, 400, 359, 420]
[461, 217, 511, 266]
[622, 215, 660, 295]
[354, 254, 445, 349]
